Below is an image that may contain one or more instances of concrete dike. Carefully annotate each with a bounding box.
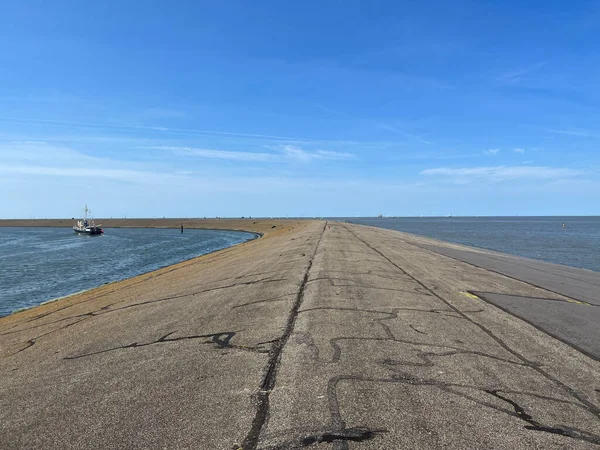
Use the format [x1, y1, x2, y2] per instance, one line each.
[1, 220, 599, 449]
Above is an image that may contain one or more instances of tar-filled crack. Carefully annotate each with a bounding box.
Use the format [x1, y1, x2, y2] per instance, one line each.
[2, 274, 288, 338]
[8, 339, 36, 356]
[301, 427, 380, 445]
[232, 293, 297, 310]
[62, 331, 268, 360]
[241, 222, 327, 450]
[486, 390, 600, 445]
[2, 276, 288, 359]
[338, 224, 600, 446]
[260, 427, 384, 449]
[409, 324, 427, 335]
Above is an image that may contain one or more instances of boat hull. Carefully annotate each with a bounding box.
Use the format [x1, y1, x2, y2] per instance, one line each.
[73, 227, 103, 235]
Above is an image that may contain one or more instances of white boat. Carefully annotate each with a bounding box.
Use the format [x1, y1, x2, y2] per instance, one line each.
[73, 206, 104, 235]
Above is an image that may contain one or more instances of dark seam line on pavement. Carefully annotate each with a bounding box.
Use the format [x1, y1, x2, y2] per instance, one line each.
[4, 316, 90, 358]
[1, 310, 99, 337]
[405, 240, 596, 305]
[63, 331, 253, 360]
[259, 427, 385, 449]
[472, 291, 599, 362]
[101, 278, 288, 314]
[329, 336, 531, 367]
[242, 221, 328, 450]
[0, 322, 21, 334]
[485, 390, 600, 443]
[7, 339, 36, 357]
[341, 225, 600, 434]
[1, 279, 289, 359]
[2, 278, 286, 338]
[327, 375, 600, 447]
[231, 293, 297, 309]
[410, 324, 427, 335]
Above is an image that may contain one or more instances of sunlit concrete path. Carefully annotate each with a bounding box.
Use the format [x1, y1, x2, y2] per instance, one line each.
[1, 220, 599, 449]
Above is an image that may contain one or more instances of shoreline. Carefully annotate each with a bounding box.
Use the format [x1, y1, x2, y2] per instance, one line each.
[3, 218, 598, 320]
[0, 219, 310, 322]
[2, 231, 260, 319]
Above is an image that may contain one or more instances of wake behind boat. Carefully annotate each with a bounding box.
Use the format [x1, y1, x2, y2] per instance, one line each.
[73, 205, 103, 235]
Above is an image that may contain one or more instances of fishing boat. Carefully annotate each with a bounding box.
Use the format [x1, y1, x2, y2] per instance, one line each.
[73, 205, 104, 235]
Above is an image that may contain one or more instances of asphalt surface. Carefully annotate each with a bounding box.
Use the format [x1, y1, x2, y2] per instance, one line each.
[472, 292, 600, 361]
[418, 243, 600, 306]
[396, 240, 600, 360]
[1, 221, 599, 449]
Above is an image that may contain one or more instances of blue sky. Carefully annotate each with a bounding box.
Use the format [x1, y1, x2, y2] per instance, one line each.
[1, 0, 599, 218]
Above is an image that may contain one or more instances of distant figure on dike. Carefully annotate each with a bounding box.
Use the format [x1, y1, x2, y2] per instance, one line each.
[181, 223, 184, 233]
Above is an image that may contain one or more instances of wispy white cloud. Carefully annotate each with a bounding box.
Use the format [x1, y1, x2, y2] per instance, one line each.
[0, 116, 357, 145]
[147, 145, 356, 163]
[513, 147, 525, 153]
[279, 145, 356, 162]
[315, 150, 356, 160]
[420, 165, 584, 181]
[483, 148, 500, 155]
[375, 123, 433, 145]
[0, 141, 180, 184]
[152, 146, 275, 162]
[0, 164, 174, 183]
[305, 102, 433, 145]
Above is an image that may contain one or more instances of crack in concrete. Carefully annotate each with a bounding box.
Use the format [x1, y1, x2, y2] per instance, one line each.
[241, 222, 327, 450]
[232, 293, 297, 310]
[2, 278, 288, 358]
[327, 374, 600, 449]
[338, 224, 600, 445]
[486, 390, 600, 445]
[410, 324, 427, 335]
[62, 331, 258, 360]
[259, 426, 385, 449]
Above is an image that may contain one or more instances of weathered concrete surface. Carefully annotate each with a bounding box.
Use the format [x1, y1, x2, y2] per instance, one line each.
[1, 221, 599, 449]
[0, 220, 320, 450]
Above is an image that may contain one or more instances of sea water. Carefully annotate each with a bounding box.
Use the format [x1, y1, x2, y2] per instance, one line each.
[0, 227, 257, 317]
[346, 216, 600, 272]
